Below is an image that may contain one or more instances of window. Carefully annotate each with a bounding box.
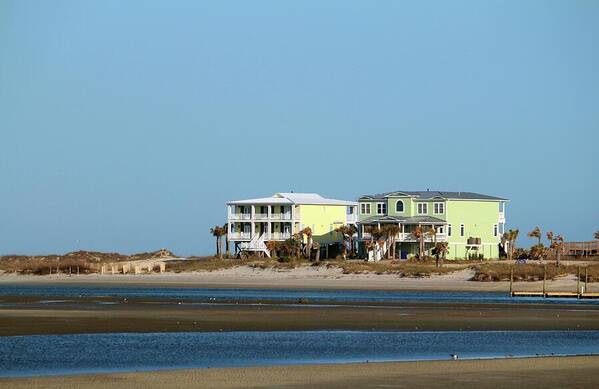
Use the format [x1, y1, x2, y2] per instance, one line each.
[395, 200, 404, 213]
[460, 224, 465, 237]
[448, 224, 452, 237]
[360, 203, 371, 214]
[433, 203, 444, 214]
[347, 206, 354, 215]
[437, 226, 444, 234]
[493, 224, 498, 237]
[417, 203, 428, 214]
[377, 203, 387, 214]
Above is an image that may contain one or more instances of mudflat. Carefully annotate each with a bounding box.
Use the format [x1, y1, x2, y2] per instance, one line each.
[1, 356, 598, 389]
[1, 295, 599, 335]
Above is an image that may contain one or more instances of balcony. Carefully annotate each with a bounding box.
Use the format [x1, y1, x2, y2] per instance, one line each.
[230, 214, 251, 220]
[270, 213, 292, 220]
[262, 232, 292, 240]
[229, 213, 292, 221]
[228, 231, 293, 241]
[346, 214, 357, 224]
[228, 232, 251, 240]
[361, 232, 447, 242]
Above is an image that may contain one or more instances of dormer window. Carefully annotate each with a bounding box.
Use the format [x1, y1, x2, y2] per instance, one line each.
[377, 203, 387, 214]
[395, 200, 404, 213]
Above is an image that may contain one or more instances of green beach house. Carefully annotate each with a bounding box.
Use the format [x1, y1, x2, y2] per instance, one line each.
[357, 190, 508, 260]
[227, 193, 357, 257]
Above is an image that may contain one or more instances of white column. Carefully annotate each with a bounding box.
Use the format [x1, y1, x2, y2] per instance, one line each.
[268, 204, 272, 219]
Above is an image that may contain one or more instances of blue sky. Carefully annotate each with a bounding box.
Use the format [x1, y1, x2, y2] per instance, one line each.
[1, 0, 597, 255]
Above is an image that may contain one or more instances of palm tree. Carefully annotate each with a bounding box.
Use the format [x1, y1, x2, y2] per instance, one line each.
[434, 242, 449, 268]
[527, 226, 542, 246]
[503, 229, 519, 261]
[385, 224, 401, 259]
[265, 240, 280, 258]
[364, 225, 384, 260]
[223, 224, 230, 258]
[300, 227, 313, 260]
[335, 225, 357, 259]
[210, 225, 226, 259]
[382, 224, 400, 259]
[346, 224, 357, 256]
[547, 232, 564, 266]
[594, 231, 599, 240]
[412, 226, 425, 260]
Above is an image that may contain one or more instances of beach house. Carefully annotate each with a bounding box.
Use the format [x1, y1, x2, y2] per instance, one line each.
[357, 190, 508, 260]
[227, 193, 357, 257]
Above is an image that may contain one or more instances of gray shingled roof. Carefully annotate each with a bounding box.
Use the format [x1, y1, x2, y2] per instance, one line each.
[359, 190, 506, 201]
[360, 215, 446, 225]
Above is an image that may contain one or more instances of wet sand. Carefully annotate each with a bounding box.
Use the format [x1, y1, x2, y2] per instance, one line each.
[2, 356, 598, 388]
[1, 295, 599, 335]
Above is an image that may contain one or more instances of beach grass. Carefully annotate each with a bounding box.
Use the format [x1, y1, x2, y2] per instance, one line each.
[472, 263, 599, 282]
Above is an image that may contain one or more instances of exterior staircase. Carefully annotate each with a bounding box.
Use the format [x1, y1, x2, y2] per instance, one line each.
[240, 233, 271, 258]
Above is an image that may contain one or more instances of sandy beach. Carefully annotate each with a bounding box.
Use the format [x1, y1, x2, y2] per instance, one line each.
[1, 266, 595, 292]
[1, 356, 598, 389]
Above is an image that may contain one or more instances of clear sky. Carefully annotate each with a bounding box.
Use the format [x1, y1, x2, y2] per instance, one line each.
[1, 0, 598, 256]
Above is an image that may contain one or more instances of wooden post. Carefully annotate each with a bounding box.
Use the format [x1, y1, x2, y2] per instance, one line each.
[160, 263, 165, 273]
[577, 266, 581, 296]
[585, 267, 588, 295]
[509, 265, 513, 295]
[543, 265, 546, 297]
[77, 266, 80, 276]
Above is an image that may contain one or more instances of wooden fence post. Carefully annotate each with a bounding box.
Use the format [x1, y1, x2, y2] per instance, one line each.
[543, 265, 547, 297]
[585, 267, 588, 295]
[577, 266, 581, 296]
[509, 265, 513, 295]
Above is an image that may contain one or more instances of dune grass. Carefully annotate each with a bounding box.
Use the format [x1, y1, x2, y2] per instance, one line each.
[472, 263, 599, 282]
[165, 257, 468, 277]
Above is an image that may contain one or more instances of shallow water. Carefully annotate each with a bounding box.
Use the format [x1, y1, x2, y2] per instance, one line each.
[0, 285, 597, 305]
[1, 330, 598, 377]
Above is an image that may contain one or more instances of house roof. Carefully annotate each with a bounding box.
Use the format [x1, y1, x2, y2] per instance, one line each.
[359, 190, 507, 201]
[228, 193, 356, 206]
[360, 215, 446, 225]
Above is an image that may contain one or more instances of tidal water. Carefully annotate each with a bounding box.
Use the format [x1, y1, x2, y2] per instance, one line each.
[1, 330, 598, 377]
[1, 285, 597, 305]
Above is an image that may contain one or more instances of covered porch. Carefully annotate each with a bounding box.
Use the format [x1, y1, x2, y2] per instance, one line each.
[358, 216, 447, 260]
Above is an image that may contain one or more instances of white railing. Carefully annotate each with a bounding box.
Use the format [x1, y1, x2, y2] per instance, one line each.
[346, 214, 357, 224]
[498, 211, 505, 223]
[230, 214, 251, 220]
[262, 232, 291, 241]
[254, 213, 268, 220]
[361, 232, 447, 242]
[397, 233, 447, 242]
[270, 213, 292, 220]
[228, 232, 251, 240]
